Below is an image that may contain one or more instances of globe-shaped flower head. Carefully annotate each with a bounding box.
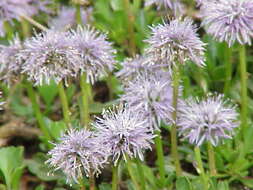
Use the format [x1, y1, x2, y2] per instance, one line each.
[50, 6, 92, 30]
[145, 0, 185, 17]
[201, 0, 253, 47]
[0, 0, 50, 36]
[93, 105, 154, 164]
[121, 71, 175, 131]
[70, 26, 116, 84]
[46, 129, 108, 183]
[178, 94, 239, 146]
[145, 18, 206, 67]
[20, 30, 82, 86]
[0, 36, 23, 85]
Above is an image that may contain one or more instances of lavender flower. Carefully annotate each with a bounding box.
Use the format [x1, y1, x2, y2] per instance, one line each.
[20, 30, 82, 86]
[70, 26, 116, 84]
[145, 18, 206, 67]
[0, 0, 50, 36]
[178, 94, 239, 146]
[145, 0, 185, 17]
[93, 105, 154, 164]
[46, 129, 108, 183]
[201, 0, 253, 47]
[0, 36, 23, 85]
[50, 6, 92, 30]
[116, 55, 164, 80]
[121, 71, 175, 130]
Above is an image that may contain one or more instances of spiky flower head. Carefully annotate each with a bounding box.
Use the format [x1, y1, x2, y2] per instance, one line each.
[116, 55, 164, 81]
[0, 36, 23, 85]
[93, 105, 154, 164]
[20, 30, 82, 86]
[178, 94, 239, 146]
[121, 71, 175, 131]
[200, 0, 253, 47]
[46, 129, 108, 183]
[50, 6, 92, 31]
[70, 26, 116, 84]
[145, 0, 185, 17]
[145, 18, 206, 67]
[0, 0, 50, 36]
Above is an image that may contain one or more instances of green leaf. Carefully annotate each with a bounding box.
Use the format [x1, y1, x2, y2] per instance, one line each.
[37, 81, 58, 106]
[110, 0, 124, 10]
[176, 176, 193, 190]
[217, 181, 229, 190]
[26, 153, 63, 181]
[0, 146, 24, 190]
[44, 118, 67, 140]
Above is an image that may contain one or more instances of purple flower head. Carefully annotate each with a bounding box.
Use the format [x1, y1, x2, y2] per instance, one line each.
[92, 105, 154, 164]
[0, 0, 51, 36]
[70, 26, 116, 84]
[20, 30, 82, 86]
[201, 0, 253, 47]
[121, 70, 176, 131]
[116, 55, 165, 81]
[46, 129, 108, 183]
[0, 36, 23, 85]
[145, 18, 206, 67]
[145, 0, 185, 17]
[50, 6, 92, 31]
[178, 94, 239, 146]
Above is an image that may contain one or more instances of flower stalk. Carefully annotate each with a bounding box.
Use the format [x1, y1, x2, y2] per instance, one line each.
[171, 64, 182, 176]
[112, 164, 119, 190]
[58, 81, 71, 127]
[194, 146, 209, 190]
[136, 159, 146, 190]
[126, 156, 141, 190]
[207, 141, 216, 176]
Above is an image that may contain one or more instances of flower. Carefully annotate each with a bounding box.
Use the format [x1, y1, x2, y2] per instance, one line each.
[46, 129, 108, 183]
[145, 0, 185, 17]
[50, 6, 92, 30]
[121, 71, 175, 130]
[70, 26, 116, 84]
[116, 55, 164, 81]
[200, 0, 253, 47]
[0, 36, 23, 85]
[145, 18, 206, 67]
[20, 30, 82, 86]
[0, 0, 51, 36]
[92, 105, 154, 164]
[177, 94, 239, 146]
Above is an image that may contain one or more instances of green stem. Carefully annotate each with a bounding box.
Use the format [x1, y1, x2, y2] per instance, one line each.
[112, 164, 119, 190]
[80, 74, 90, 128]
[20, 14, 48, 31]
[26, 83, 51, 141]
[79, 178, 86, 190]
[171, 65, 182, 176]
[123, 0, 136, 56]
[126, 156, 141, 190]
[239, 45, 247, 138]
[207, 141, 217, 176]
[194, 147, 209, 190]
[223, 43, 232, 96]
[154, 131, 166, 185]
[58, 82, 71, 127]
[89, 173, 96, 190]
[136, 159, 146, 190]
[75, 4, 82, 25]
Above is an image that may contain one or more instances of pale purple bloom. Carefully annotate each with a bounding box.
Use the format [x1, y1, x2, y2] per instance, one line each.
[50, 6, 92, 30]
[70, 26, 116, 84]
[0, 36, 23, 85]
[201, 0, 253, 47]
[178, 94, 239, 146]
[93, 105, 154, 164]
[20, 30, 82, 86]
[0, 0, 51, 36]
[145, 18, 206, 67]
[46, 129, 108, 183]
[121, 71, 175, 130]
[116, 55, 164, 81]
[145, 0, 185, 17]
